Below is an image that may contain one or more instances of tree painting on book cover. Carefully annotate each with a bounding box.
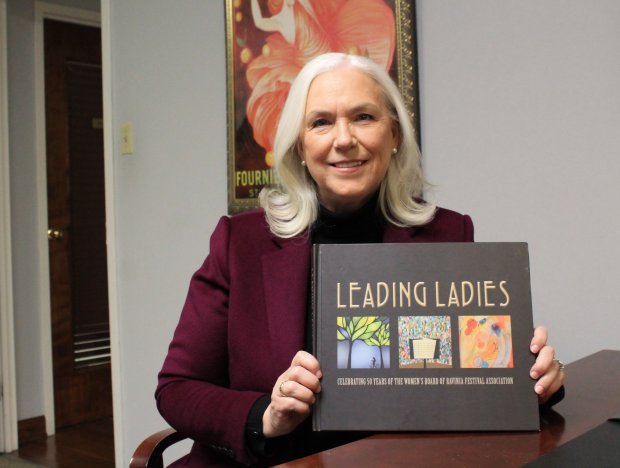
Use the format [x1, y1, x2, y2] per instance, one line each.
[458, 316, 514, 368]
[398, 316, 452, 368]
[337, 316, 390, 369]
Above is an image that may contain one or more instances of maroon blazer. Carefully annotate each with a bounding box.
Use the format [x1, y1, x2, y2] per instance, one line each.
[156, 207, 474, 466]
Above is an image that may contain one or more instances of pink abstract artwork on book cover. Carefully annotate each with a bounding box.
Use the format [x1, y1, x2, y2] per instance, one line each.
[459, 316, 514, 368]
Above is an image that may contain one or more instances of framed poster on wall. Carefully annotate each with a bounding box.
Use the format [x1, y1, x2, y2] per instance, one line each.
[225, 0, 421, 213]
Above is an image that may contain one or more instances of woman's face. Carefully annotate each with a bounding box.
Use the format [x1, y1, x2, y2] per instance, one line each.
[300, 67, 398, 213]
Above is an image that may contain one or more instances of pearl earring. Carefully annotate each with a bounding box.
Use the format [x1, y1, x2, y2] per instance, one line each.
[392, 147, 398, 155]
[301, 160, 306, 166]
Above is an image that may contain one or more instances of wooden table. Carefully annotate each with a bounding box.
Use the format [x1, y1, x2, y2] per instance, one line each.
[278, 349, 620, 467]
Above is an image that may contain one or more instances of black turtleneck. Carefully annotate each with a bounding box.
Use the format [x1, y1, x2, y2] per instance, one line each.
[311, 192, 384, 245]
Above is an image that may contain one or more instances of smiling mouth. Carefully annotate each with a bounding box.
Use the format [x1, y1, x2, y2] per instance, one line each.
[332, 160, 365, 168]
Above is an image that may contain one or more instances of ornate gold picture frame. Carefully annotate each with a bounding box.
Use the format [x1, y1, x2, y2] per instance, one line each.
[225, 0, 420, 213]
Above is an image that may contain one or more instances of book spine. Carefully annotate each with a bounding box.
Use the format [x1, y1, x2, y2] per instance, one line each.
[311, 243, 321, 431]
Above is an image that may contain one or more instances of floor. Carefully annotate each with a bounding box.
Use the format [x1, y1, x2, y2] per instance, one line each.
[8, 418, 114, 468]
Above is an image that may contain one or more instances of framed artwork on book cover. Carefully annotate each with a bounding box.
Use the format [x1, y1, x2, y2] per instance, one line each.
[224, 0, 422, 213]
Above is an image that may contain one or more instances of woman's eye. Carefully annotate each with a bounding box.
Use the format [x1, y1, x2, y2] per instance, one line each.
[311, 118, 330, 128]
[357, 113, 375, 121]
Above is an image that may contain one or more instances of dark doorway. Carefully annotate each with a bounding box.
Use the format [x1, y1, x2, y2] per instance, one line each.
[44, 18, 112, 429]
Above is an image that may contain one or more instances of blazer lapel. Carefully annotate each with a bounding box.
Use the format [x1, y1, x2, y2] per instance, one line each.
[261, 236, 311, 370]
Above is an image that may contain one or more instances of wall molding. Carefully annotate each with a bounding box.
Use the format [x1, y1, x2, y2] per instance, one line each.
[99, 1, 123, 465]
[17, 416, 46, 446]
[0, 0, 19, 453]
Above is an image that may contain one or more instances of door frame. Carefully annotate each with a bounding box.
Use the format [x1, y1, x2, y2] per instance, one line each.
[34, 2, 100, 438]
[99, 3, 123, 464]
[0, 0, 18, 453]
[34, 4, 121, 462]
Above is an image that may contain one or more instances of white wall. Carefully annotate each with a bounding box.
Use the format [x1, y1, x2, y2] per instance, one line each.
[417, 0, 620, 364]
[7, 0, 44, 422]
[106, 0, 227, 463]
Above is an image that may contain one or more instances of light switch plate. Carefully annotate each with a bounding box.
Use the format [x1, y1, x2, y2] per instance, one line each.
[121, 123, 134, 155]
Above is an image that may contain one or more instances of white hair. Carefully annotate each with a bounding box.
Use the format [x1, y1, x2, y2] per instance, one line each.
[259, 52, 435, 238]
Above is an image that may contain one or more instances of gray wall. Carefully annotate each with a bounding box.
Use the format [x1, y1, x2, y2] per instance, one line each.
[106, 0, 227, 462]
[7, 0, 619, 464]
[7, 0, 42, 421]
[417, 0, 620, 362]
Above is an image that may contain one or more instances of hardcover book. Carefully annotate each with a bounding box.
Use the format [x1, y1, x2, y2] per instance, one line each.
[311, 242, 540, 432]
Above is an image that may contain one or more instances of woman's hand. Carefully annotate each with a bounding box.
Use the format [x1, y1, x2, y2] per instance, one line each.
[263, 351, 322, 438]
[529, 326, 565, 404]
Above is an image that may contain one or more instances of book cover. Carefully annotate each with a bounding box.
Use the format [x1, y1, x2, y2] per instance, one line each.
[311, 242, 540, 431]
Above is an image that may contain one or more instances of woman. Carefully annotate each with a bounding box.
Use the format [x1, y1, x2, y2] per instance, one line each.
[156, 53, 565, 466]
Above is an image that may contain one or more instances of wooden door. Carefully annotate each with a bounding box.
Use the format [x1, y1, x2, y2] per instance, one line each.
[44, 19, 112, 429]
